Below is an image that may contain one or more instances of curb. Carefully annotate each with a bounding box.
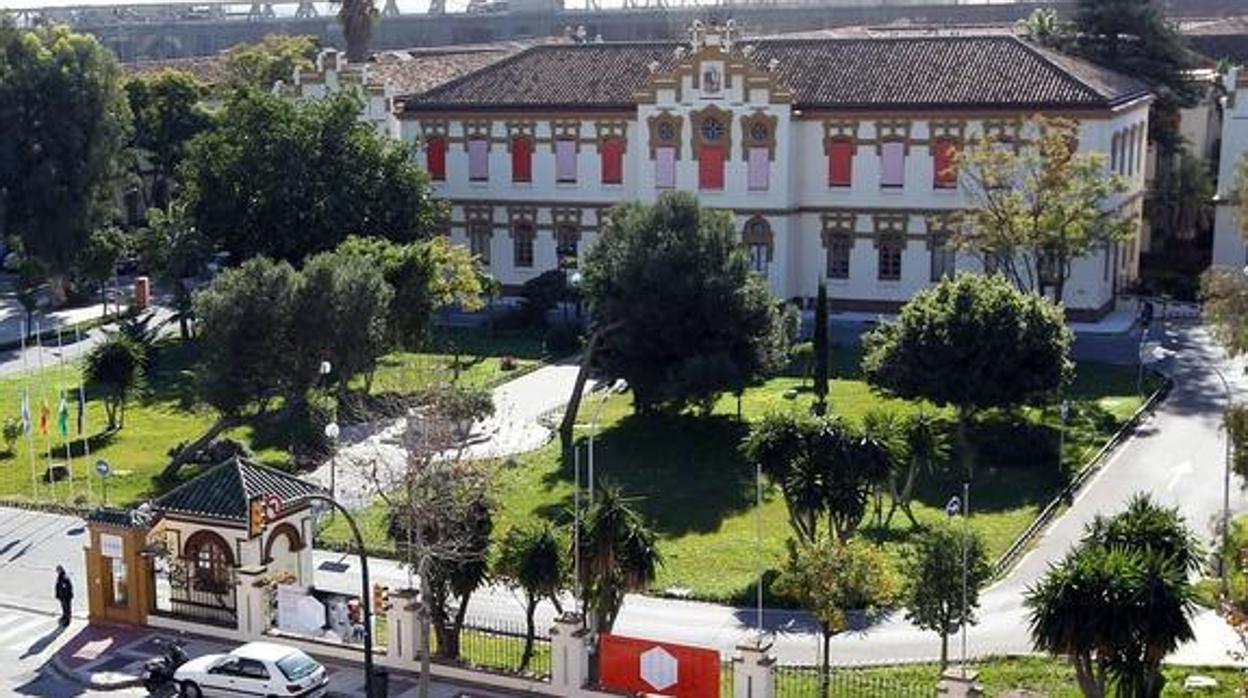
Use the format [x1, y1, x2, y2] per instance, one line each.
[46, 654, 143, 690]
[990, 369, 1173, 577]
[0, 498, 91, 517]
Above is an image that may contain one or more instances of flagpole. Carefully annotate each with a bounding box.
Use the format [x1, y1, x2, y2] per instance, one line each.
[20, 321, 36, 500]
[36, 323, 54, 499]
[57, 328, 72, 502]
[76, 326, 91, 503]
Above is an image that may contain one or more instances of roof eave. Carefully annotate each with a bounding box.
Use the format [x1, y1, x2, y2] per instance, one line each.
[402, 102, 637, 114]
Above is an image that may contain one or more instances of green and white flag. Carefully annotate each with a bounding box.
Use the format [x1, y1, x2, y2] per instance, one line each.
[57, 392, 69, 438]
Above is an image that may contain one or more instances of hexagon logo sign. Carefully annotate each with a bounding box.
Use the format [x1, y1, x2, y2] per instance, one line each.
[599, 634, 719, 698]
[640, 646, 678, 691]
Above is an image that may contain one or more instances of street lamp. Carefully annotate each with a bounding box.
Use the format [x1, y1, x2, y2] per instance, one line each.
[1058, 400, 1069, 475]
[324, 422, 341, 504]
[304, 493, 386, 698]
[577, 378, 628, 631]
[946, 482, 970, 677]
[1209, 362, 1234, 593]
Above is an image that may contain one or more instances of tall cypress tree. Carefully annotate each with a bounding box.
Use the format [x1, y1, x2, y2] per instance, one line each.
[813, 281, 829, 416]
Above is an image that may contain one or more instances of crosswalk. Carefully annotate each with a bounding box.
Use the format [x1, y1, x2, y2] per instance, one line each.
[0, 606, 62, 654]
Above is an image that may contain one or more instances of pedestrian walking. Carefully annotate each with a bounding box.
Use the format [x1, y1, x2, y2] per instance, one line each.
[55, 565, 73, 626]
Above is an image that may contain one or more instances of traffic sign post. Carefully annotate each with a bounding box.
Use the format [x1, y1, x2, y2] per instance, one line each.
[95, 459, 111, 506]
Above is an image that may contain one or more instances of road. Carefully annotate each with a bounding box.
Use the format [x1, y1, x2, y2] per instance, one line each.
[0, 320, 1243, 674]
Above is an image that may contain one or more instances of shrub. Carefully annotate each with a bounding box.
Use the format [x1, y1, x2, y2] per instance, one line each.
[2, 418, 21, 455]
[520, 270, 568, 327]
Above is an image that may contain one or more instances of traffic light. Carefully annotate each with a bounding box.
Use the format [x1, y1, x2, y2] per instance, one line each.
[248, 496, 266, 538]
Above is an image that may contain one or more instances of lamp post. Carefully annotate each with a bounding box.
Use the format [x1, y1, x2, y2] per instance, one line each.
[1210, 362, 1234, 594]
[324, 422, 341, 506]
[587, 379, 627, 507]
[579, 378, 626, 632]
[1058, 400, 1069, 475]
[946, 483, 970, 677]
[305, 493, 385, 698]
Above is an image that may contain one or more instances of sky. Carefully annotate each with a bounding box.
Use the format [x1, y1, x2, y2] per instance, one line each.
[1, 0, 607, 12]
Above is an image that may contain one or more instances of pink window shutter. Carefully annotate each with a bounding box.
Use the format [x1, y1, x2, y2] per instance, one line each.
[468, 139, 489, 180]
[747, 147, 769, 190]
[556, 140, 577, 182]
[881, 141, 905, 187]
[656, 147, 676, 189]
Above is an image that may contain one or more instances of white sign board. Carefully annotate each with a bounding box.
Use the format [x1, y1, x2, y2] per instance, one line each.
[277, 584, 324, 636]
[99, 533, 124, 559]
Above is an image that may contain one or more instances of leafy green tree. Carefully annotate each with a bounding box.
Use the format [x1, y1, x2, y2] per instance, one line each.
[577, 485, 661, 634]
[179, 89, 439, 263]
[1151, 153, 1215, 245]
[294, 250, 393, 397]
[957, 116, 1136, 303]
[0, 23, 131, 297]
[581, 192, 781, 414]
[223, 34, 318, 89]
[1026, 494, 1199, 698]
[902, 522, 991, 669]
[1065, 0, 1200, 155]
[863, 273, 1073, 477]
[164, 257, 302, 479]
[387, 457, 494, 662]
[124, 70, 212, 209]
[137, 203, 210, 339]
[494, 523, 567, 671]
[78, 226, 129, 317]
[1016, 8, 1070, 46]
[860, 409, 907, 527]
[813, 281, 829, 415]
[886, 412, 950, 527]
[84, 335, 145, 430]
[776, 538, 899, 698]
[337, 0, 378, 63]
[336, 235, 483, 350]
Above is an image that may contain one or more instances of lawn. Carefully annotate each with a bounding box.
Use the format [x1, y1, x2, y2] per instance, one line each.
[322, 346, 1157, 603]
[772, 657, 1245, 697]
[0, 326, 546, 506]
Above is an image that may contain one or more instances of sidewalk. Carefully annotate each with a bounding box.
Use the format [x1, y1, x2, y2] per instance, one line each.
[48, 621, 526, 697]
[308, 358, 596, 510]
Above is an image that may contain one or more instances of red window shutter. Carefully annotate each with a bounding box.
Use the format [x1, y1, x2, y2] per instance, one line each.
[426, 137, 446, 181]
[828, 139, 853, 187]
[699, 145, 724, 190]
[934, 138, 957, 188]
[511, 137, 532, 182]
[601, 138, 623, 184]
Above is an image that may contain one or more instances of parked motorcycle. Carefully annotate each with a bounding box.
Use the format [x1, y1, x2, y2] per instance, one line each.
[141, 638, 188, 692]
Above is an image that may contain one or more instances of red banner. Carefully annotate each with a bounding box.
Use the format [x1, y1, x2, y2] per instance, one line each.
[599, 634, 720, 698]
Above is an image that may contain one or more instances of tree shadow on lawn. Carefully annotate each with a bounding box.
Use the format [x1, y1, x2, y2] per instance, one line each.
[535, 412, 756, 537]
[135, 339, 200, 411]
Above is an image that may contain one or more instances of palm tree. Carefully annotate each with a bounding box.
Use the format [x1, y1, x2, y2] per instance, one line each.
[337, 0, 378, 63]
[495, 523, 567, 670]
[1026, 495, 1198, 698]
[860, 409, 907, 527]
[576, 485, 661, 634]
[886, 411, 950, 527]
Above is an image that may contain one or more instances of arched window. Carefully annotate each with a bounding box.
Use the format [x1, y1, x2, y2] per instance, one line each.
[184, 531, 234, 594]
[743, 217, 773, 274]
[698, 117, 726, 190]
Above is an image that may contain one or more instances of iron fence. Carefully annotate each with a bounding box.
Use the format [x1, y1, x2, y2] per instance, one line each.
[429, 615, 552, 680]
[774, 664, 936, 698]
[158, 584, 238, 628]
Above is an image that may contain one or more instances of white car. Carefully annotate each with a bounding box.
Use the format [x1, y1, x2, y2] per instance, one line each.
[175, 641, 329, 698]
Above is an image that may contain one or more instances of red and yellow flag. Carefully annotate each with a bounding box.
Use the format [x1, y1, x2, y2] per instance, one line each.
[38, 399, 49, 437]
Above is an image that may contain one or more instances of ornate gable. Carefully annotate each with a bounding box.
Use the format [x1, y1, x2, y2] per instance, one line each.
[633, 21, 793, 106]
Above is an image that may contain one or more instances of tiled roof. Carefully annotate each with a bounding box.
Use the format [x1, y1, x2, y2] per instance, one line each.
[405, 35, 1150, 111]
[122, 55, 231, 85]
[87, 507, 145, 528]
[153, 457, 324, 524]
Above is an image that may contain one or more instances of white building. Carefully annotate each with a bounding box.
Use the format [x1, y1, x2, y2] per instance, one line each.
[400, 24, 1151, 320]
[1212, 66, 1248, 269]
[281, 48, 399, 139]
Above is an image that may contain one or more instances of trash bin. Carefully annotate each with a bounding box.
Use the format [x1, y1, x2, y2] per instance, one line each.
[134, 276, 150, 311]
[368, 668, 389, 698]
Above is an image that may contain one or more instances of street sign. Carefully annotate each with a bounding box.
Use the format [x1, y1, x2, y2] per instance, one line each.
[265, 494, 282, 522]
[95, 460, 111, 477]
[945, 496, 962, 518]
